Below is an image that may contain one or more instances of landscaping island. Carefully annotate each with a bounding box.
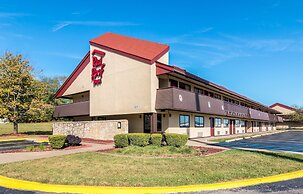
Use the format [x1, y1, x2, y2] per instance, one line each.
[0, 149, 303, 187]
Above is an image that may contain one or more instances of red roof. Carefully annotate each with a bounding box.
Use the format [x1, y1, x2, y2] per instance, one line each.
[270, 103, 296, 111]
[90, 32, 169, 64]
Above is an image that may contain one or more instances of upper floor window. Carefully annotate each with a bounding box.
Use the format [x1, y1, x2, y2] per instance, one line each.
[214, 93, 221, 99]
[179, 115, 190, 128]
[179, 82, 191, 91]
[169, 79, 178, 87]
[194, 87, 203, 94]
[209, 92, 214, 98]
[215, 118, 222, 127]
[223, 96, 229, 102]
[195, 116, 204, 127]
[204, 90, 209, 96]
[223, 119, 229, 127]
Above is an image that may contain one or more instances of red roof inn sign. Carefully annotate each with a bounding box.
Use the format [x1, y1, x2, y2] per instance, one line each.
[91, 49, 106, 85]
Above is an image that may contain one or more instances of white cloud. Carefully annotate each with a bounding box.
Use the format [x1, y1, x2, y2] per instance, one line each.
[52, 20, 139, 32]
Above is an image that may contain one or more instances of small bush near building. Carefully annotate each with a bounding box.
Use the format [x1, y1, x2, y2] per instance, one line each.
[114, 134, 128, 148]
[48, 135, 67, 149]
[66, 135, 81, 146]
[150, 134, 162, 146]
[128, 133, 150, 147]
[164, 133, 188, 147]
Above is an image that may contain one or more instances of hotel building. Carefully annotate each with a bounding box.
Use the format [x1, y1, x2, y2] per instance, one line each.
[54, 32, 282, 138]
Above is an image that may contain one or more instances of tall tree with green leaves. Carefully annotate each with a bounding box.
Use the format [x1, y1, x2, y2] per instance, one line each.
[41, 76, 70, 105]
[289, 106, 303, 122]
[0, 52, 52, 133]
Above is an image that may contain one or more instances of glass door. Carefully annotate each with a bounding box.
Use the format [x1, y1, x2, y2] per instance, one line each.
[144, 114, 152, 133]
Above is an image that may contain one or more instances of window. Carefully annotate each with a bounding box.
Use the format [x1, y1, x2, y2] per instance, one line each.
[179, 115, 190, 128]
[204, 90, 209, 96]
[209, 92, 214, 98]
[223, 96, 229, 102]
[223, 119, 229, 127]
[240, 120, 245, 127]
[235, 120, 240, 127]
[194, 87, 203, 94]
[214, 93, 221, 99]
[215, 118, 222, 127]
[195, 116, 204, 127]
[169, 79, 178, 87]
[179, 82, 191, 91]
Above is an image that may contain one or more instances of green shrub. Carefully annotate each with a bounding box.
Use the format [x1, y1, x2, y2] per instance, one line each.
[128, 133, 150, 147]
[164, 133, 188, 147]
[114, 134, 129, 148]
[150, 134, 162, 146]
[48, 135, 67, 149]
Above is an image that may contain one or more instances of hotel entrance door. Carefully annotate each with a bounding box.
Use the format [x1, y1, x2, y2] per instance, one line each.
[144, 114, 152, 133]
[210, 117, 215, 136]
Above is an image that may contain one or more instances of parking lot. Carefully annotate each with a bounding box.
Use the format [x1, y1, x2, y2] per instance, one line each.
[217, 131, 303, 153]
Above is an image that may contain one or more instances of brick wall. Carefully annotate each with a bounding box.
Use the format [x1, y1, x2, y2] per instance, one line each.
[53, 120, 128, 140]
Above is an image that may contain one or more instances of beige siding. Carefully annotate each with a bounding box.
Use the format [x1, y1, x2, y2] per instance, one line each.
[72, 92, 89, 103]
[157, 52, 169, 64]
[271, 105, 295, 115]
[89, 45, 158, 116]
[105, 114, 143, 133]
[63, 61, 91, 96]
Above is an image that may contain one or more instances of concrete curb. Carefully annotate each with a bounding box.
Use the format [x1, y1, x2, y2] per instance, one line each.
[1, 169, 303, 194]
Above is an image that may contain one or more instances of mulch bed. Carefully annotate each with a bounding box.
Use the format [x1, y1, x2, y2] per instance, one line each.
[0, 144, 91, 154]
[63, 144, 91, 150]
[97, 146, 225, 158]
[193, 146, 226, 156]
[82, 138, 113, 144]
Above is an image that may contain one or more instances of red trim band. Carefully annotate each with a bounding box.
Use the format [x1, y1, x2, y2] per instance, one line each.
[54, 52, 90, 98]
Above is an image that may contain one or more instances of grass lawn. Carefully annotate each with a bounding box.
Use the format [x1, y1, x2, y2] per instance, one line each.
[209, 135, 250, 143]
[0, 150, 303, 187]
[0, 122, 52, 136]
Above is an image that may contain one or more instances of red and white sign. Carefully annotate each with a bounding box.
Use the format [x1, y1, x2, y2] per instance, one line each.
[91, 49, 106, 85]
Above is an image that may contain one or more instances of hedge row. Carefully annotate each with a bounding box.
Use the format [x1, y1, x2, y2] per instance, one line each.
[114, 133, 188, 148]
[48, 135, 82, 149]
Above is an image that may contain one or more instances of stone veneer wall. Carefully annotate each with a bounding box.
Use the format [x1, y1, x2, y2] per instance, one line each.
[53, 120, 128, 140]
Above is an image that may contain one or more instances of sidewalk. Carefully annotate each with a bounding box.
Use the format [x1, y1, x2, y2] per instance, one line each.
[0, 143, 114, 164]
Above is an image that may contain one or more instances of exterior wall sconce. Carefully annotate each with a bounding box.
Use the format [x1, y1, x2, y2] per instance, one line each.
[139, 115, 142, 118]
[117, 122, 121, 129]
[169, 114, 172, 117]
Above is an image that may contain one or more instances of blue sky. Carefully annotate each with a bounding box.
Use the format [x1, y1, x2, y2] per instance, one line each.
[1, 0, 303, 107]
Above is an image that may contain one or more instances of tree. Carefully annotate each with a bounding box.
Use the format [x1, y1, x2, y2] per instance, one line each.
[41, 76, 70, 105]
[0, 52, 53, 133]
[289, 106, 303, 122]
